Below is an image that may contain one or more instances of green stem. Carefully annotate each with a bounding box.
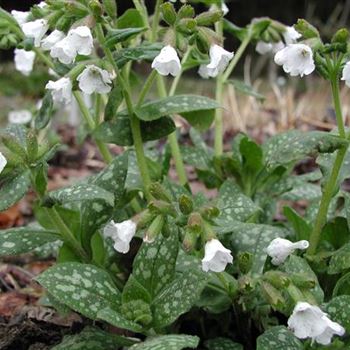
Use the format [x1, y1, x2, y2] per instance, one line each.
[151, 0, 164, 42]
[73, 91, 113, 164]
[307, 78, 348, 255]
[95, 24, 152, 200]
[136, 69, 157, 107]
[214, 74, 224, 156]
[33, 48, 55, 70]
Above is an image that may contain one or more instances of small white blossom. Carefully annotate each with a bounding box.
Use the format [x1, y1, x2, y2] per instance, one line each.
[202, 239, 233, 272]
[21, 19, 48, 47]
[151, 45, 181, 77]
[283, 26, 301, 44]
[46, 77, 72, 105]
[103, 220, 136, 254]
[341, 61, 350, 88]
[210, 2, 229, 16]
[0, 152, 7, 174]
[266, 238, 309, 265]
[41, 30, 65, 51]
[37, 1, 47, 8]
[274, 44, 315, 77]
[198, 44, 234, 78]
[8, 110, 32, 124]
[77, 65, 112, 94]
[50, 26, 93, 64]
[11, 10, 30, 25]
[256, 41, 284, 55]
[288, 302, 345, 345]
[14, 49, 35, 76]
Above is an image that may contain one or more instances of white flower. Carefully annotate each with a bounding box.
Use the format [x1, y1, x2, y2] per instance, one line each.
[202, 239, 233, 272]
[11, 10, 30, 25]
[14, 49, 35, 76]
[151, 45, 181, 77]
[21, 19, 48, 47]
[37, 1, 47, 8]
[46, 77, 72, 105]
[210, 2, 229, 16]
[8, 110, 32, 124]
[198, 44, 234, 78]
[103, 219, 136, 254]
[274, 44, 315, 77]
[77, 65, 112, 94]
[266, 238, 309, 265]
[50, 26, 93, 64]
[288, 302, 345, 345]
[41, 30, 65, 51]
[256, 41, 284, 55]
[341, 61, 350, 88]
[0, 152, 7, 174]
[283, 26, 301, 45]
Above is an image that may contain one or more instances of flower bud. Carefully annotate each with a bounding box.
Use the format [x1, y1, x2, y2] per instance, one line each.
[65, 1, 89, 18]
[177, 4, 195, 19]
[144, 215, 164, 243]
[26, 130, 39, 162]
[187, 212, 203, 233]
[17, 38, 35, 51]
[148, 182, 172, 203]
[136, 209, 155, 230]
[120, 300, 153, 326]
[314, 52, 329, 80]
[195, 10, 222, 26]
[260, 281, 286, 311]
[103, 0, 117, 19]
[178, 194, 193, 215]
[290, 273, 316, 289]
[332, 28, 349, 44]
[195, 28, 211, 53]
[148, 200, 176, 217]
[161, 2, 177, 26]
[55, 15, 74, 32]
[182, 227, 197, 252]
[88, 0, 103, 21]
[1, 135, 26, 160]
[200, 206, 220, 221]
[238, 275, 255, 294]
[294, 19, 320, 39]
[176, 18, 197, 35]
[237, 251, 253, 274]
[263, 270, 290, 288]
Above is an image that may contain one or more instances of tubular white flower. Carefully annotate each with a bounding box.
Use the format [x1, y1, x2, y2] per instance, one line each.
[0, 152, 7, 174]
[67, 26, 94, 56]
[41, 30, 65, 51]
[288, 302, 345, 345]
[14, 49, 35, 76]
[198, 44, 234, 78]
[283, 26, 301, 45]
[210, 2, 229, 16]
[151, 45, 181, 77]
[11, 10, 30, 25]
[256, 41, 284, 55]
[46, 77, 72, 105]
[266, 238, 309, 265]
[21, 19, 48, 47]
[341, 61, 350, 88]
[274, 44, 315, 77]
[202, 239, 233, 272]
[77, 65, 112, 94]
[50, 37, 76, 64]
[8, 110, 32, 124]
[37, 1, 47, 8]
[103, 220, 137, 254]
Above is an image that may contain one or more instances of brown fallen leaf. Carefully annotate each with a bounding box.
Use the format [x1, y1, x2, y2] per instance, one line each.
[0, 292, 28, 318]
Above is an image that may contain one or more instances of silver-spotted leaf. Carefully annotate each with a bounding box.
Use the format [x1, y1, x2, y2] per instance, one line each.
[256, 326, 303, 350]
[36, 262, 121, 319]
[0, 227, 59, 256]
[329, 242, 350, 274]
[326, 295, 350, 332]
[130, 335, 199, 350]
[205, 337, 243, 350]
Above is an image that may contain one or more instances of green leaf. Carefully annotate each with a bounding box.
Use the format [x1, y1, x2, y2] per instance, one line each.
[104, 85, 124, 121]
[256, 326, 303, 350]
[116, 8, 144, 28]
[0, 227, 59, 256]
[281, 255, 324, 303]
[105, 27, 146, 48]
[223, 19, 247, 41]
[283, 206, 311, 241]
[0, 170, 31, 212]
[216, 180, 261, 225]
[114, 43, 162, 69]
[132, 225, 179, 298]
[228, 222, 288, 274]
[122, 274, 152, 304]
[326, 295, 350, 333]
[46, 183, 114, 206]
[205, 337, 243, 350]
[227, 79, 265, 101]
[130, 335, 199, 350]
[52, 326, 137, 350]
[264, 130, 347, 170]
[333, 271, 350, 297]
[134, 95, 220, 122]
[94, 116, 176, 146]
[152, 269, 208, 328]
[35, 91, 54, 129]
[36, 262, 121, 319]
[97, 307, 143, 333]
[239, 136, 264, 174]
[329, 242, 350, 274]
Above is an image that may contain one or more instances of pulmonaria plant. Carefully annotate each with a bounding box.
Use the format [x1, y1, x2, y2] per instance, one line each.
[1, 2, 350, 350]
